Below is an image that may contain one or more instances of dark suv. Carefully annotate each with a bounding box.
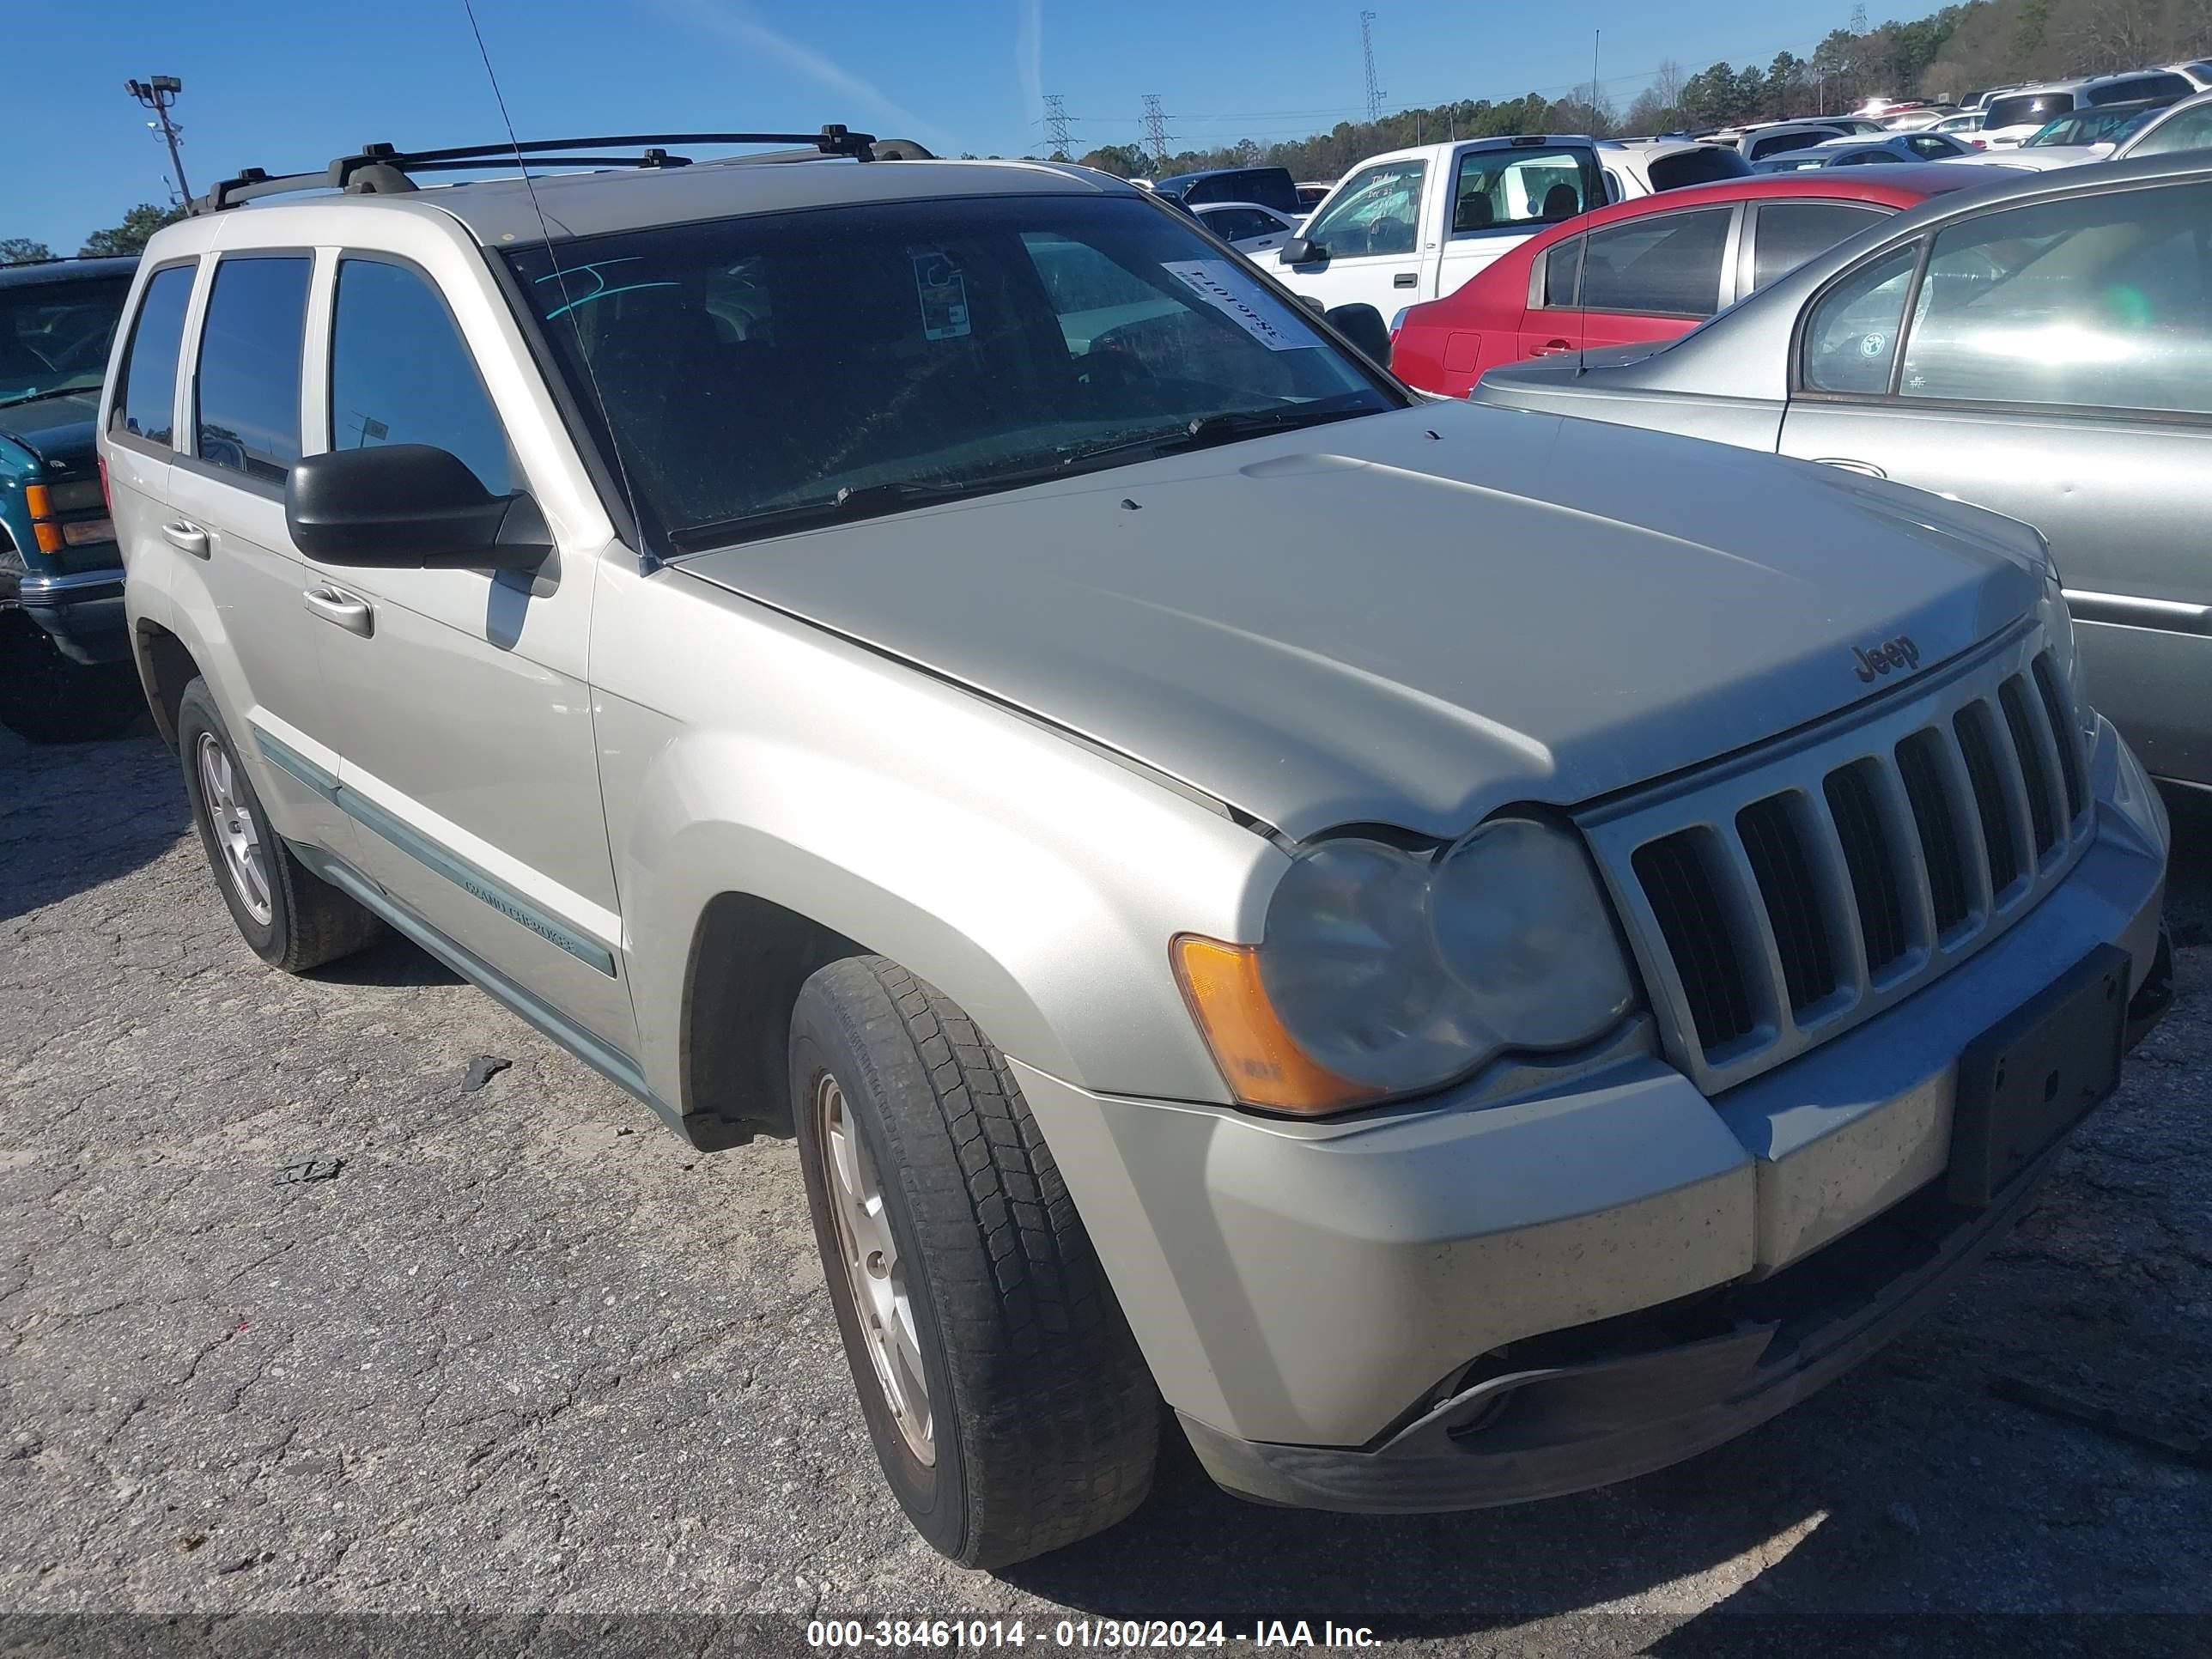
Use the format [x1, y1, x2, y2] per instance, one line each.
[1, 255, 143, 743]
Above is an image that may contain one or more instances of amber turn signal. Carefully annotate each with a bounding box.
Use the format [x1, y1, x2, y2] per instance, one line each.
[1171, 934, 1383, 1115]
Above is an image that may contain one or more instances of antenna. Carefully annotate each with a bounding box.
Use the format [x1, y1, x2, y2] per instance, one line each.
[457, 0, 648, 565]
[1042, 94, 1073, 160]
[1140, 94, 1172, 166]
[1576, 29, 1600, 379]
[1359, 12, 1386, 125]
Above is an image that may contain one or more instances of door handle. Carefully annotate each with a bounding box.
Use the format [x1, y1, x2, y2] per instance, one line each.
[161, 520, 210, 558]
[1393, 271, 1419, 288]
[1813, 457, 1887, 479]
[302, 585, 374, 638]
[1532, 338, 1576, 356]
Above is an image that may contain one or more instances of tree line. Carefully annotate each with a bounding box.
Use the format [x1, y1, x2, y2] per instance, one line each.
[1, 204, 187, 265]
[1072, 0, 2212, 180]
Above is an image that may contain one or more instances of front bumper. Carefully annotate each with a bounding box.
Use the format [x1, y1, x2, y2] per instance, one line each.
[9, 568, 129, 665]
[1015, 720, 2167, 1504]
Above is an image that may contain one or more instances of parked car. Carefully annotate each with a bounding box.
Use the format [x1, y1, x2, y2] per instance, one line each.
[1474, 154, 2212, 790]
[2079, 69, 2199, 107]
[2100, 87, 2212, 161]
[1753, 131, 1978, 170]
[1391, 167, 2003, 397]
[1596, 137, 1753, 198]
[1953, 99, 2177, 171]
[1976, 81, 2091, 147]
[1188, 200, 1300, 254]
[1256, 134, 1606, 316]
[108, 127, 2169, 1568]
[1926, 111, 1988, 145]
[1147, 164, 1304, 218]
[0, 254, 144, 744]
[1712, 120, 1868, 162]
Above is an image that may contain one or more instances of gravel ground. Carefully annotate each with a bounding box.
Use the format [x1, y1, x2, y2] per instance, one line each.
[1, 720, 2206, 1656]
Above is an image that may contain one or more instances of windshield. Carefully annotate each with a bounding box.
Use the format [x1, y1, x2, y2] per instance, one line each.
[508, 194, 1396, 552]
[0, 275, 132, 409]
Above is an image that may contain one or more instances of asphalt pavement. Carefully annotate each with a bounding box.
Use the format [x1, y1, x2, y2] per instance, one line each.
[1, 720, 2206, 1656]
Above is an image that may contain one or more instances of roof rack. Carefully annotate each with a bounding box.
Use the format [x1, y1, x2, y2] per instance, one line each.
[196, 126, 882, 213]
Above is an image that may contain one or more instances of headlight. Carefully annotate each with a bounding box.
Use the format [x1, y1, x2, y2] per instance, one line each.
[1174, 817, 1638, 1115]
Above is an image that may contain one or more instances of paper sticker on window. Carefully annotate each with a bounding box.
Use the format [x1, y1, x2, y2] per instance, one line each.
[911, 251, 971, 341]
[1160, 260, 1318, 351]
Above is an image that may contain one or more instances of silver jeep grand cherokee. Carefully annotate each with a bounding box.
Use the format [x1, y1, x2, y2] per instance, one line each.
[101, 131, 2170, 1567]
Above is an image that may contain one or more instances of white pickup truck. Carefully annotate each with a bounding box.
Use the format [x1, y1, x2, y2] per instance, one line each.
[1255, 134, 1610, 319]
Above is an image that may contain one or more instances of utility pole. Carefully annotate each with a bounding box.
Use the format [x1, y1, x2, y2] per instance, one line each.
[1140, 94, 1171, 167]
[1359, 12, 1385, 125]
[126, 76, 191, 207]
[1042, 94, 1073, 159]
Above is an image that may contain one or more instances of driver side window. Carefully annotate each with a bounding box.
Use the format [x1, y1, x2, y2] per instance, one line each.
[1303, 161, 1427, 258]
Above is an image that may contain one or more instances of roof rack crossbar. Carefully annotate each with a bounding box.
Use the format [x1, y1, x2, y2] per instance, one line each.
[197, 125, 878, 212]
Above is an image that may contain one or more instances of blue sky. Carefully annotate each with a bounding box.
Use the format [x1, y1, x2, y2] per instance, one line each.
[5, 0, 1881, 253]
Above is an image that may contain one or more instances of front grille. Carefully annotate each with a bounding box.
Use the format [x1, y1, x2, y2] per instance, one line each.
[1633, 832, 1755, 1050]
[1594, 644, 2090, 1093]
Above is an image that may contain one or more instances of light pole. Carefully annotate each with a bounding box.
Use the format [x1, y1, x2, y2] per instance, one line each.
[126, 76, 192, 208]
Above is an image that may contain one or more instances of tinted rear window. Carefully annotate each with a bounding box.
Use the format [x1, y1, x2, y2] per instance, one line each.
[1986, 92, 2076, 129]
[2084, 74, 2191, 106]
[194, 256, 311, 483]
[111, 264, 195, 447]
[1645, 146, 1752, 191]
[1164, 168, 1303, 216]
[1751, 201, 1887, 289]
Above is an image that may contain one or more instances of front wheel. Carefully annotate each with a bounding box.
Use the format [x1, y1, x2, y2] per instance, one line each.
[790, 957, 1159, 1567]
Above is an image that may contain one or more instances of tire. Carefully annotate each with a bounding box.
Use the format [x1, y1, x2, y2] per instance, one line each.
[790, 956, 1158, 1567]
[0, 611, 146, 745]
[175, 678, 382, 973]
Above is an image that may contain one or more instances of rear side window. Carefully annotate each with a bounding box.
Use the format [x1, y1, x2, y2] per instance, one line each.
[1545, 208, 1733, 316]
[1749, 130, 1827, 161]
[111, 264, 196, 448]
[2085, 74, 2191, 106]
[1802, 240, 1922, 394]
[195, 256, 311, 482]
[2130, 102, 2212, 157]
[1752, 202, 1887, 290]
[330, 258, 516, 495]
[1452, 148, 1600, 234]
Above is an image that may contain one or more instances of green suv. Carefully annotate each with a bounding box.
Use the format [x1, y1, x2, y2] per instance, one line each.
[1, 255, 143, 743]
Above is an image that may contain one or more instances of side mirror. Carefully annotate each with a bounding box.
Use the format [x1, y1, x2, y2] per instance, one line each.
[1325, 302, 1393, 367]
[1279, 235, 1323, 265]
[285, 445, 550, 571]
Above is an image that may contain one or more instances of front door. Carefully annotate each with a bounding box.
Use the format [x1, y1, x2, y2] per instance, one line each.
[307, 252, 637, 1057]
[1275, 155, 1430, 314]
[1779, 178, 2212, 784]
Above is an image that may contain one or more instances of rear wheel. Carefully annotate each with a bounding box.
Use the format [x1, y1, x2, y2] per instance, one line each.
[790, 956, 1158, 1567]
[176, 678, 382, 972]
[0, 611, 146, 745]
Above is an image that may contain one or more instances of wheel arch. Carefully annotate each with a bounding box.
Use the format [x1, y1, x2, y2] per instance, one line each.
[133, 619, 201, 753]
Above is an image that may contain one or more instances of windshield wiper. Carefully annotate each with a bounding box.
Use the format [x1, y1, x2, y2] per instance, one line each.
[0, 382, 98, 412]
[667, 478, 1006, 553]
[1050, 398, 1382, 471]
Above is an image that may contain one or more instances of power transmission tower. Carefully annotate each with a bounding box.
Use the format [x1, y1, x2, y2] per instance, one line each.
[125, 75, 191, 206]
[1042, 94, 1073, 158]
[1359, 12, 1385, 124]
[1140, 94, 1172, 166]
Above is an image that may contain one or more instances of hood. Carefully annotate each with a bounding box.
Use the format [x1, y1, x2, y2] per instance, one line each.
[681, 403, 2045, 841]
[0, 391, 100, 469]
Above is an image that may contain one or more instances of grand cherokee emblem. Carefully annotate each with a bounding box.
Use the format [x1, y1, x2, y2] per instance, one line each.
[1853, 635, 1921, 684]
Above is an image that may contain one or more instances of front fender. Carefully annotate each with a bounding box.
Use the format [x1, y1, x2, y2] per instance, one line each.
[593, 564, 1281, 1114]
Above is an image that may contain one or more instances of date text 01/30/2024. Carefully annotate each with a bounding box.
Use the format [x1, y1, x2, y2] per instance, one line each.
[806, 1620, 1382, 1649]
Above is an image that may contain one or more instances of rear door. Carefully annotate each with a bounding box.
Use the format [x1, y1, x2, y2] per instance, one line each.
[162, 250, 356, 856]
[1516, 204, 1737, 362]
[100, 260, 193, 636]
[1433, 142, 1603, 302]
[1778, 178, 2212, 783]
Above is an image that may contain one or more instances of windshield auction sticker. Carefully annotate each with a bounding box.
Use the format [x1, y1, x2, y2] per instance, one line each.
[1159, 260, 1317, 350]
[911, 251, 972, 341]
